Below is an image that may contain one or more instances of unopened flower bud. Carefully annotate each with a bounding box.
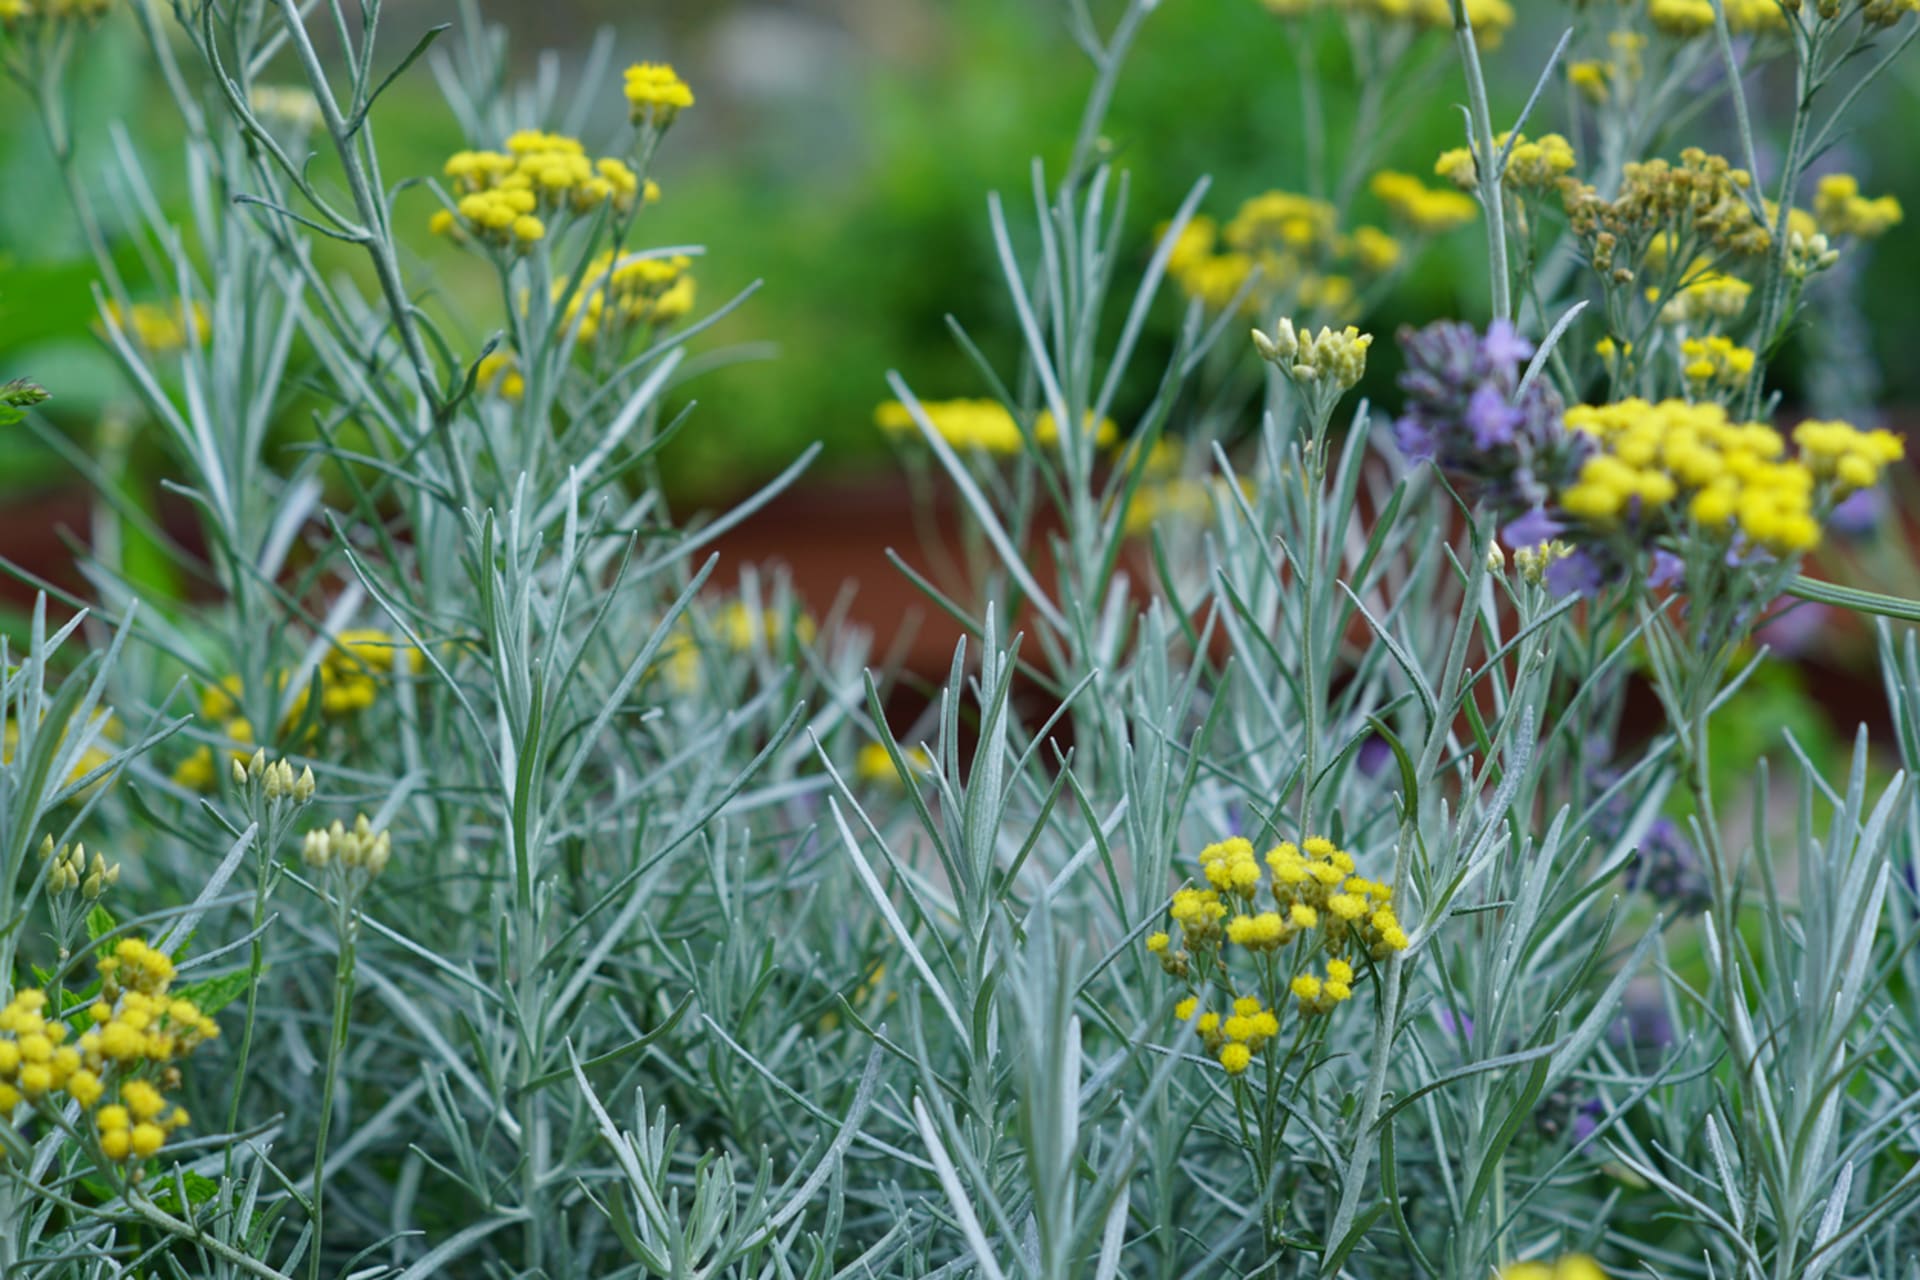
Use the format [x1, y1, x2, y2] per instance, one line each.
[293, 766, 316, 803]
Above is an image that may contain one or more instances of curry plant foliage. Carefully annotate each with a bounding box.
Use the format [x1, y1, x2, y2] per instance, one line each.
[2, 0, 1920, 1276]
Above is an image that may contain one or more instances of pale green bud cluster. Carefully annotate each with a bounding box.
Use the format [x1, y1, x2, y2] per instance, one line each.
[39, 834, 119, 900]
[1250, 318, 1374, 391]
[302, 814, 392, 877]
[231, 749, 315, 803]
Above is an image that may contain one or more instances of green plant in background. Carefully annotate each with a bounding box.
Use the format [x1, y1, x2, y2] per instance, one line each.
[2, 1, 1920, 1279]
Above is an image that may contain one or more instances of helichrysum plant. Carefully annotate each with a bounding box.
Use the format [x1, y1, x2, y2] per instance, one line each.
[3, 0, 1920, 1275]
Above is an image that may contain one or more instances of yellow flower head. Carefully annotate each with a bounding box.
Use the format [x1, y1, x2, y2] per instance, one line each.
[624, 62, 694, 126]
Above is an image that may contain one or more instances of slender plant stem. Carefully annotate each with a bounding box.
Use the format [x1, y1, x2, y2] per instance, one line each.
[307, 926, 358, 1280]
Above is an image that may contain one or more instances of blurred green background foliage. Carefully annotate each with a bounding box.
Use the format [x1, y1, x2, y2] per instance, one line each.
[4, 0, 1919, 506]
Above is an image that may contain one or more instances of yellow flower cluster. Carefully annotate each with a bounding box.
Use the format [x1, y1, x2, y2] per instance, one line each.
[1163, 190, 1398, 318]
[476, 351, 525, 401]
[1500, 1255, 1607, 1280]
[1559, 400, 1901, 554]
[854, 741, 934, 786]
[1436, 133, 1578, 193]
[1793, 419, 1907, 492]
[98, 300, 208, 354]
[1813, 174, 1904, 241]
[1370, 171, 1479, 235]
[0, 0, 111, 29]
[1329, 0, 1518, 47]
[0, 941, 215, 1161]
[247, 84, 323, 131]
[1680, 336, 1755, 392]
[1568, 32, 1648, 105]
[874, 399, 1119, 455]
[1648, 0, 1786, 36]
[1170, 993, 1283, 1075]
[431, 131, 650, 249]
[558, 251, 697, 344]
[0, 989, 79, 1112]
[1649, 262, 1752, 325]
[1121, 476, 1244, 538]
[1155, 835, 1408, 1073]
[1250, 318, 1374, 390]
[173, 631, 419, 791]
[2, 715, 113, 791]
[624, 62, 694, 126]
[661, 600, 818, 693]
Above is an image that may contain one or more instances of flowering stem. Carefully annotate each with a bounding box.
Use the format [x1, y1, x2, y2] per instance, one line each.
[267, 0, 476, 515]
[1741, 26, 1817, 421]
[223, 866, 273, 1143]
[307, 926, 359, 1280]
[1448, 0, 1510, 324]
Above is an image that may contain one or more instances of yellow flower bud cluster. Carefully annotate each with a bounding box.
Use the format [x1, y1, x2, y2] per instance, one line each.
[559, 252, 697, 345]
[1158, 834, 1407, 1076]
[1435, 133, 1578, 194]
[1813, 174, 1904, 241]
[1250, 318, 1375, 390]
[1680, 336, 1756, 393]
[0, 0, 112, 31]
[1513, 540, 1577, 586]
[301, 813, 393, 878]
[230, 748, 315, 802]
[39, 836, 119, 899]
[1370, 171, 1479, 235]
[432, 131, 650, 250]
[873, 398, 1119, 455]
[1862, 0, 1920, 25]
[97, 300, 209, 355]
[1566, 149, 1770, 271]
[1558, 399, 1901, 555]
[624, 62, 694, 127]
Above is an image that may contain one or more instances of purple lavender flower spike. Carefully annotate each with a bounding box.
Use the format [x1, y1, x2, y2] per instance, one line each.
[1647, 549, 1685, 591]
[1544, 548, 1606, 598]
[1502, 508, 1565, 550]
[1480, 318, 1534, 373]
[1467, 383, 1523, 449]
[1829, 487, 1884, 536]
